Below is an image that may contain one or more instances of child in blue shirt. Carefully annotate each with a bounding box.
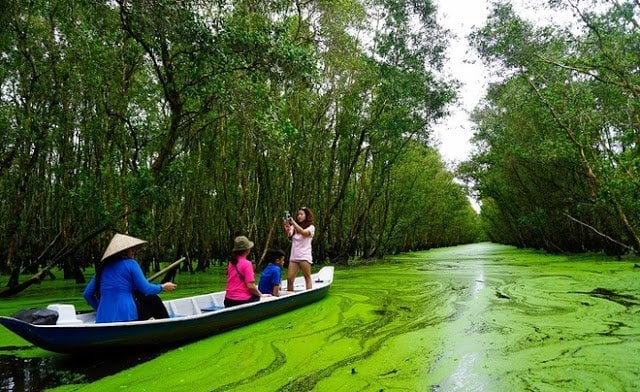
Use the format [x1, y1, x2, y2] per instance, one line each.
[258, 249, 286, 296]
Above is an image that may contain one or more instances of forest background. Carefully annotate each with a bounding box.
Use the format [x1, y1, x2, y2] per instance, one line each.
[463, 0, 640, 257]
[1, 0, 639, 295]
[0, 0, 478, 293]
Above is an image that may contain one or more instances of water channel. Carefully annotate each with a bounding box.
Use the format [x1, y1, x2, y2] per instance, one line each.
[1, 242, 639, 391]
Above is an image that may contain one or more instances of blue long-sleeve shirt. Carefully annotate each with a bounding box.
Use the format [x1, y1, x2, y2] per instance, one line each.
[83, 257, 162, 323]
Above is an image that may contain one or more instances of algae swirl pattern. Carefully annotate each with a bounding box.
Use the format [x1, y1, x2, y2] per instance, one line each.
[40, 243, 640, 391]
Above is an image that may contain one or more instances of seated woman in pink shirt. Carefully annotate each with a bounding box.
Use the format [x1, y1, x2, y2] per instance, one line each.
[224, 236, 263, 307]
[284, 207, 315, 291]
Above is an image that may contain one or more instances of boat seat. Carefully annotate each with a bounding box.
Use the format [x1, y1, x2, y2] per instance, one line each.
[199, 294, 223, 312]
[47, 304, 83, 325]
[168, 298, 202, 317]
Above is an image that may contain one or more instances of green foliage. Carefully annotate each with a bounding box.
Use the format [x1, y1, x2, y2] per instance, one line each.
[465, 1, 640, 255]
[0, 0, 477, 284]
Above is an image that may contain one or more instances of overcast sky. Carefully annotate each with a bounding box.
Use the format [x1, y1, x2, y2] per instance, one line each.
[432, 0, 491, 165]
[431, 0, 581, 165]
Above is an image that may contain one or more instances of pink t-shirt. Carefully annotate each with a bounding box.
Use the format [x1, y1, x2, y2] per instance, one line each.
[225, 256, 255, 300]
[290, 224, 315, 263]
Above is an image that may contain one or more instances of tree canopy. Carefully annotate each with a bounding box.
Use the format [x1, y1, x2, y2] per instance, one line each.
[0, 0, 478, 291]
[464, 0, 640, 255]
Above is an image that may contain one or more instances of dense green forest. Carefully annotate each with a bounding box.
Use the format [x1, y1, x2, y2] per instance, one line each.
[462, 1, 640, 255]
[5, 0, 636, 295]
[0, 0, 480, 291]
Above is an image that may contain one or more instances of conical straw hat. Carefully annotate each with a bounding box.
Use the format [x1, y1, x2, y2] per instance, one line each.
[101, 233, 148, 261]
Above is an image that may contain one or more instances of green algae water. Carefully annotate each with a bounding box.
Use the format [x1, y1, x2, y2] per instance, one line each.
[8, 243, 640, 391]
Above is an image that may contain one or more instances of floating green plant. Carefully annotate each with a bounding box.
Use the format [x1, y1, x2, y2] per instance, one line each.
[2, 243, 639, 391]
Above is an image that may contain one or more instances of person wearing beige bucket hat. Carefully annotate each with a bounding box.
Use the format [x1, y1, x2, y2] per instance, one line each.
[224, 236, 264, 307]
[83, 233, 177, 323]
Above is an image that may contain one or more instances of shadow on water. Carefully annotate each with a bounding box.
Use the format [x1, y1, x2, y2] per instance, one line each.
[0, 346, 167, 391]
[572, 287, 638, 307]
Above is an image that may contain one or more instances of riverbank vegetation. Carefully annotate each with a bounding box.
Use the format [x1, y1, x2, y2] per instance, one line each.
[0, 0, 479, 293]
[462, 1, 640, 256]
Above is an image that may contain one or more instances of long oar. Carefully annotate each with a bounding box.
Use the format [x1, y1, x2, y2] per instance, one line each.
[147, 257, 186, 282]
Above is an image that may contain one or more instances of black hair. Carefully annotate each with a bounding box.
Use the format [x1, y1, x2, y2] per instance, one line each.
[93, 249, 133, 298]
[265, 248, 285, 264]
[93, 255, 118, 300]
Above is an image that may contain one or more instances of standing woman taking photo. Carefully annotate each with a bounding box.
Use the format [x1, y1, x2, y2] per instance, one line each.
[284, 207, 315, 291]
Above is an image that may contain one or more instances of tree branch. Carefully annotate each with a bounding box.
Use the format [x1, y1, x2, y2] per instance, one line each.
[563, 212, 636, 253]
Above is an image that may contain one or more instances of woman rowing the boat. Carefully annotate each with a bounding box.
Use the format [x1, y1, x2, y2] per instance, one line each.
[83, 233, 177, 323]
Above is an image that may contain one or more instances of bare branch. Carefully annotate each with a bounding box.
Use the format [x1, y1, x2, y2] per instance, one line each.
[563, 212, 636, 252]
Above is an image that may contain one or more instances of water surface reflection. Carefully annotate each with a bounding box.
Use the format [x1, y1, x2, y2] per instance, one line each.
[0, 349, 164, 391]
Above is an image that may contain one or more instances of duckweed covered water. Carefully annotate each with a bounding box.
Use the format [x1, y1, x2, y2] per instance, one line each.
[4, 243, 640, 391]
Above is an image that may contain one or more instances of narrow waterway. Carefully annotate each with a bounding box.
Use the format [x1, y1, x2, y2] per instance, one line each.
[3, 243, 640, 391]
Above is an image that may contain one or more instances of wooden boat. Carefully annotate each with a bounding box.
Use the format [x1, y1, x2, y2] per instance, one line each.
[0, 266, 333, 354]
